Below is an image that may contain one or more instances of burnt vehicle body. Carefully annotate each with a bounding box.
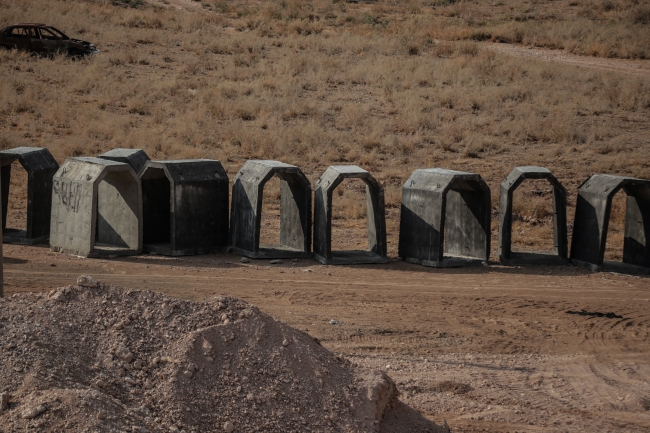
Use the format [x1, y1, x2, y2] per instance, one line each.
[0, 23, 98, 56]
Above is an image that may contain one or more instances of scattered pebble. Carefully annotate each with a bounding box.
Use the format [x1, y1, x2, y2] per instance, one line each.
[21, 404, 47, 419]
[269, 259, 282, 265]
[77, 275, 98, 288]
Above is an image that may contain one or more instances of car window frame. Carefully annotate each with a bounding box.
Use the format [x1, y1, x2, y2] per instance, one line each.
[48, 27, 70, 40]
[38, 27, 61, 40]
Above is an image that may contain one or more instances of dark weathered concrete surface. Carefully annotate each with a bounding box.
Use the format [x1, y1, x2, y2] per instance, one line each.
[313, 165, 388, 265]
[98, 148, 150, 175]
[50, 157, 142, 258]
[140, 159, 229, 256]
[399, 168, 491, 267]
[498, 166, 568, 266]
[230, 160, 311, 259]
[571, 174, 650, 274]
[0, 147, 59, 245]
[0, 166, 2, 297]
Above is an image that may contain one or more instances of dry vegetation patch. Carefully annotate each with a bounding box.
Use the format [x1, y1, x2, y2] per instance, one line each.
[0, 0, 649, 254]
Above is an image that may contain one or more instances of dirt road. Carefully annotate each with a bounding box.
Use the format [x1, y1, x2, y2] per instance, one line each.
[483, 42, 650, 78]
[3, 243, 650, 432]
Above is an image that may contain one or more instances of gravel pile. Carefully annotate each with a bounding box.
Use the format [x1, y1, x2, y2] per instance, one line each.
[0, 276, 444, 433]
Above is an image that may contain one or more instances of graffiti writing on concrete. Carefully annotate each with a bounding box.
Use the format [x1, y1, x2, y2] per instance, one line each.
[53, 180, 83, 213]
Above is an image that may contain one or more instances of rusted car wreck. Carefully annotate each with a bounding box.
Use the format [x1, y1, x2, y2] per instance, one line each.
[0, 23, 98, 56]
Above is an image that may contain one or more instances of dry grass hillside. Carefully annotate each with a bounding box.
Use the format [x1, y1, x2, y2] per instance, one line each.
[1, 0, 649, 259]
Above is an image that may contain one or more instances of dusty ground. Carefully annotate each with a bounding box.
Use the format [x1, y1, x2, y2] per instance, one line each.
[3, 240, 650, 432]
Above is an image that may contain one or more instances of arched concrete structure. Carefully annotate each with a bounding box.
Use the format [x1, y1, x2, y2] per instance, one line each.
[399, 168, 491, 267]
[313, 165, 388, 265]
[50, 157, 142, 258]
[140, 159, 229, 256]
[98, 148, 150, 175]
[0, 147, 59, 244]
[571, 174, 650, 274]
[498, 166, 568, 265]
[230, 160, 311, 259]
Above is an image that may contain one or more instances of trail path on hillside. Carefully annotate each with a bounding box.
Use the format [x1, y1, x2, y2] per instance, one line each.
[483, 42, 650, 78]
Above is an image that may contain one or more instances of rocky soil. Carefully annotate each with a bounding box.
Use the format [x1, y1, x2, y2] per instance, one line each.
[0, 276, 445, 433]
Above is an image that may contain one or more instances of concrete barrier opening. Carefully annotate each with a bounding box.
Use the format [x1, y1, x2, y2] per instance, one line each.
[331, 179, 369, 252]
[314, 165, 388, 265]
[50, 157, 142, 258]
[603, 191, 627, 263]
[98, 148, 150, 175]
[0, 147, 59, 245]
[399, 168, 490, 267]
[510, 181, 555, 253]
[259, 176, 282, 249]
[140, 160, 229, 256]
[498, 166, 568, 266]
[571, 174, 650, 274]
[141, 167, 171, 249]
[2, 160, 27, 237]
[230, 160, 311, 259]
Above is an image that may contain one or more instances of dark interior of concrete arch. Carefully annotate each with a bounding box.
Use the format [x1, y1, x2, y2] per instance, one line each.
[141, 167, 172, 251]
[94, 171, 141, 255]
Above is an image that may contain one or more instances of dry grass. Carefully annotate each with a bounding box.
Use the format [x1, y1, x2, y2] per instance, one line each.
[0, 0, 649, 257]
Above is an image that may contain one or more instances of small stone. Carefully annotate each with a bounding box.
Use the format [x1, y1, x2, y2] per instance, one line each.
[21, 404, 46, 419]
[4, 342, 16, 350]
[169, 427, 180, 433]
[282, 339, 290, 347]
[133, 359, 144, 369]
[96, 379, 108, 388]
[269, 259, 282, 265]
[329, 319, 339, 325]
[183, 370, 193, 379]
[77, 275, 98, 288]
[115, 346, 134, 363]
[301, 269, 312, 273]
[223, 421, 235, 432]
[240, 257, 250, 263]
[205, 356, 214, 363]
[52, 290, 66, 302]
[143, 380, 154, 389]
[125, 377, 136, 386]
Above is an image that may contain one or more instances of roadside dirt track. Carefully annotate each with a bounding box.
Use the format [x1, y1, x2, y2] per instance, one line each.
[3, 243, 650, 432]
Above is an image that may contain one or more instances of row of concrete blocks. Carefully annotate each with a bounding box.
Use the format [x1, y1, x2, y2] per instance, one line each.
[1, 147, 649, 275]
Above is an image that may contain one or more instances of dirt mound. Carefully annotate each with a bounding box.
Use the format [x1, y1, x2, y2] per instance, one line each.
[0, 277, 444, 433]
